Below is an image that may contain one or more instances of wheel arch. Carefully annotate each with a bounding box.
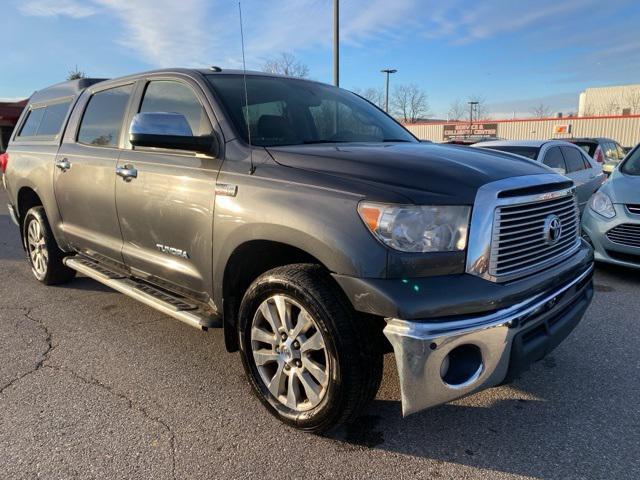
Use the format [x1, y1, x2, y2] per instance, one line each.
[221, 239, 331, 352]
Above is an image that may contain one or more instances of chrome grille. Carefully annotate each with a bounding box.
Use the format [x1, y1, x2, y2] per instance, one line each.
[606, 224, 640, 248]
[626, 205, 640, 215]
[489, 194, 580, 280]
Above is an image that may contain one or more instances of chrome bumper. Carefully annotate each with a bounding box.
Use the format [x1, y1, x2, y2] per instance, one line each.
[383, 265, 593, 416]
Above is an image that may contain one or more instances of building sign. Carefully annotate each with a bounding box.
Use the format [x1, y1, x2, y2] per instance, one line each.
[443, 123, 498, 140]
[553, 124, 572, 135]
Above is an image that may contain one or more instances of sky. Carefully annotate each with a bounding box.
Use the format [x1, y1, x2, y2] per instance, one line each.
[2, 0, 640, 118]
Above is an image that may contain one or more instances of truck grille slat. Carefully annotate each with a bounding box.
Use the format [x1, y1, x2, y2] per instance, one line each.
[606, 224, 640, 248]
[497, 209, 576, 231]
[489, 193, 580, 280]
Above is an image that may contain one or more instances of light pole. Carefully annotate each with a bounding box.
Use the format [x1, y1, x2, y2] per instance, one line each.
[333, 0, 339, 86]
[381, 68, 397, 113]
[468, 101, 479, 135]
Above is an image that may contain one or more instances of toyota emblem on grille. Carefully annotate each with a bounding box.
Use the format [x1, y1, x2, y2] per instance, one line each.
[544, 214, 562, 245]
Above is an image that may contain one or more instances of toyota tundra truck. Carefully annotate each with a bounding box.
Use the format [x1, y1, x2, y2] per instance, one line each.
[1, 69, 594, 433]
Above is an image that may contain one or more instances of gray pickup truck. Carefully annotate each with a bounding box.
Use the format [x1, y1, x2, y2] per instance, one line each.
[2, 69, 594, 433]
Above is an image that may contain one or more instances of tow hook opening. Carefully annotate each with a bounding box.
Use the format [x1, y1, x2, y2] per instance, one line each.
[440, 344, 483, 387]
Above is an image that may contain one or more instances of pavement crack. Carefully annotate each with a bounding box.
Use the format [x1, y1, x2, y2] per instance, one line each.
[0, 308, 53, 395]
[43, 364, 177, 478]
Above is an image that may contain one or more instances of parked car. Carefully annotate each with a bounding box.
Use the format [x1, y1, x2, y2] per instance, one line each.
[441, 136, 503, 145]
[474, 140, 605, 211]
[3, 70, 594, 432]
[582, 143, 640, 269]
[564, 137, 626, 175]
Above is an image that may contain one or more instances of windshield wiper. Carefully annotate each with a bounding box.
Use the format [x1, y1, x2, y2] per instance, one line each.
[302, 140, 350, 144]
[382, 139, 413, 142]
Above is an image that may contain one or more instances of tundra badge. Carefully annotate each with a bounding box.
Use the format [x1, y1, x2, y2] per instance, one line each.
[156, 244, 189, 259]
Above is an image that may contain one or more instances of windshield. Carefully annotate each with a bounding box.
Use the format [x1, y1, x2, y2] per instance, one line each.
[621, 146, 640, 175]
[482, 145, 540, 160]
[207, 74, 416, 147]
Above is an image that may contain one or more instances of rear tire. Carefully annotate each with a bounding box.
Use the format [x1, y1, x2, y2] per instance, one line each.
[23, 207, 76, 285]
[238, 264, 383, 433]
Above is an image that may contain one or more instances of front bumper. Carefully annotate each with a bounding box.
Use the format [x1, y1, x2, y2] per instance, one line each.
[383, 264, 593, 416]
[582, 204, 640, 269]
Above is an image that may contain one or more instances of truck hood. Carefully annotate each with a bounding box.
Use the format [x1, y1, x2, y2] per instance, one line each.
[605, 170, 640, 204]
[266, 142, 552, 204]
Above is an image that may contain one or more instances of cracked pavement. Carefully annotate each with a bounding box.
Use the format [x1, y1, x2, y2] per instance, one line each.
[1, 190, 639, 479]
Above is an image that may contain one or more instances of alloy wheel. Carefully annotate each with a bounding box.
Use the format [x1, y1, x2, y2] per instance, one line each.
[250, 294, 330, 412]
[26, 217, 48, 277]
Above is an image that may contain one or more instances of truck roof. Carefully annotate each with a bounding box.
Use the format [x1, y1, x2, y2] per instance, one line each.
[29, 78, 108, 105]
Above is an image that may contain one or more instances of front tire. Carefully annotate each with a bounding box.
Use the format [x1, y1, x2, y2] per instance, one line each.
[23, 207, 76, 285]
[238, 264, 383, 433]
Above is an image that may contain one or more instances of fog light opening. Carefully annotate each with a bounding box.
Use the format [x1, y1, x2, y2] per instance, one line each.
[440, 344, 483, 387]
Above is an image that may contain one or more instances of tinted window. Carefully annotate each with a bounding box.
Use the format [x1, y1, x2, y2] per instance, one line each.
[36, 100, 71, 136]
[543, 147, 567, 173]
[561, 146, 587, 173]
[207, 74, 415, 146]
[140, 81, 211, 136]
[621, 146, 640, 175]
[78, 84, 133, 147]
[484, 145, 539, 159]
[18, 107, 45, 137]
[571, 141, 597, 157]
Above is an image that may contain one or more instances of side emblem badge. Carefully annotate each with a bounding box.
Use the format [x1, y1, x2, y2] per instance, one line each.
[156, 244, 189, 259]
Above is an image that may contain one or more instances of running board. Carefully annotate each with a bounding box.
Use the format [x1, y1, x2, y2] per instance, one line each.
[64, 256, 220, 331]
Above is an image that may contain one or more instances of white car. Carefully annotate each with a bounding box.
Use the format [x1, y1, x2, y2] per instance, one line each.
[473, 140, 605, 210]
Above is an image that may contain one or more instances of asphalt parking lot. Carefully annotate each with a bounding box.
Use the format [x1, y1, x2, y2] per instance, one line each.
[0, 189, 638, 480]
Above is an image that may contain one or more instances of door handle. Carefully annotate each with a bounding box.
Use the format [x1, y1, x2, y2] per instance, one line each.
[55, 158, 71, 171]
[116, 165, 138, 181]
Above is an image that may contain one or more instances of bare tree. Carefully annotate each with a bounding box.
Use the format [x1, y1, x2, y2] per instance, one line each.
[392, 84, 430, 123]
[262, 52, 309, 78]
[530, 102, 553, 118]
[603, 99, 621, 115]
[447, 99, 466, 121]
[67, 65, 86, 80]
[352, 87, 384, 108]
[623, 90, 640, 114]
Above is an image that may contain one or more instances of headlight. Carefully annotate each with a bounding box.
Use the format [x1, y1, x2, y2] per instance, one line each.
[357, 202, 471, 252]
[589, 192, 616, 218]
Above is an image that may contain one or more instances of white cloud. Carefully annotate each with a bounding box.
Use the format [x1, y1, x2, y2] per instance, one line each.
[422, 0, 614, 44]
[92, 0, 216, 67]
[18, 0, 419, 68]
[18, 0, 97, 18]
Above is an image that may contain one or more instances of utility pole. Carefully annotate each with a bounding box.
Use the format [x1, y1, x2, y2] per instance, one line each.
[381, 68, 397, 113]
[333, 0, 339, 86]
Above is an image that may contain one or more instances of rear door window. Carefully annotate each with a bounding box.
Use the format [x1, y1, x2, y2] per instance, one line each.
[18, 107, 46, 137]
[36, 101, 72, 136]
[542, 147, 567, 173]
[78, 84, 134, 147]
[17, 100, 72, 138]
[561, 146, 587, 172]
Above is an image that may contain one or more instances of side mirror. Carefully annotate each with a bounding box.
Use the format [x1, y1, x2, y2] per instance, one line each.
[129, 112, 219, 156]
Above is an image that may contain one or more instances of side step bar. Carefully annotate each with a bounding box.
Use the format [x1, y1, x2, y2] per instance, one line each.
[64, 256, 220, 331]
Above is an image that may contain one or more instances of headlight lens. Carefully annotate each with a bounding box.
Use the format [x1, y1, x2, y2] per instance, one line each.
[589, 192, 616, 218]
[358, 202, 471, 252]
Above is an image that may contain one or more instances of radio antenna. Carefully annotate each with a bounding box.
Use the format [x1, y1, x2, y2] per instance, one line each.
[239, 2, 255, 174]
